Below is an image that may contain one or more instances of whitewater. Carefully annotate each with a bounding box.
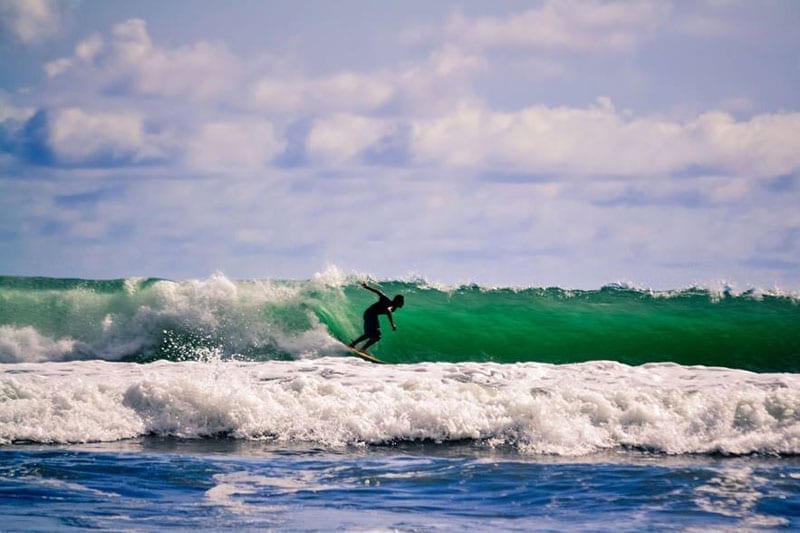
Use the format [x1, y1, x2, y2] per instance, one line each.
[2, 358, 799, 455]
[2, 271, 799, 530]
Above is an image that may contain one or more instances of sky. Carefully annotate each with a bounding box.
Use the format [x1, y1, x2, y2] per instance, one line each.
[1, 0, 799, 288]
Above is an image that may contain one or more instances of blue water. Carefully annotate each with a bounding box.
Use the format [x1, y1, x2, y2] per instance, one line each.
[1, 440, 799, 531]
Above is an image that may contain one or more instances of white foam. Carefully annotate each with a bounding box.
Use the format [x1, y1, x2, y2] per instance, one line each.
[311, 264, 352, 288]
[0, 326, 84, 363]
[0, 361, 144, 443]
[693, 465, 789, 527]
[1, 359, 798, 455]
[205, 472, 291, 514]
[1, 274, 349, 363]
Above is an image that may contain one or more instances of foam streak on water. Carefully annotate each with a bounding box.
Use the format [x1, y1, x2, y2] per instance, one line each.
[0, 443, 796, 531]
[1, 359, 798, 456]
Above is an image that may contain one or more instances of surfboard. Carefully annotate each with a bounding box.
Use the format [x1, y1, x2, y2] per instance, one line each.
[343, 344, 386, 364]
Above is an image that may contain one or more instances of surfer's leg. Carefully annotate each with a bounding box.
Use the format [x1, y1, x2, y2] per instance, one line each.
[360, 328, 381, 351]
[361, 337, 379, 352]
[357, 314, 381, 351]
[349, 334, 369, 347]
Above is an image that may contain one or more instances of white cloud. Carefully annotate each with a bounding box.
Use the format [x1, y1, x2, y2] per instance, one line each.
[410, 98, 800, 177]
[249, 45, 484, 116]
[391, 46, 486, 113]
[445, 0, 669, 53]
[0, 94, 35, 122]
[0, 0, 64, 44]
[44, 33, 104, 77]
[111, 19, 239, 98]
[48, 107, 167, 164]
[44, 18, 240, 100]
[248, 79, 305, 112]
[75, 32, 103, 61]
[44, 56, 72, 77]
[687, 112, 800, 177]
[306, 113, 394, 164]
[185, 121, 286, 171]
[250, 71, 395, 114]
[316, 72, 395, 111]
[423, 45, 486, 78]
[38, 15, 487, 127]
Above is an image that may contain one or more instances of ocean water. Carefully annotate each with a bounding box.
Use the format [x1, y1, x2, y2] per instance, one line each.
[1, 273, 799, 530]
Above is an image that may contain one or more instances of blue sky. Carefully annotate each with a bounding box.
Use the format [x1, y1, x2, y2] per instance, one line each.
[1, 0, 799, 288]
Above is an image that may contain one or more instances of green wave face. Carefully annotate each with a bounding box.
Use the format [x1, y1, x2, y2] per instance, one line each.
[327, 283, 800, 372]
[1, 276, 798, 372]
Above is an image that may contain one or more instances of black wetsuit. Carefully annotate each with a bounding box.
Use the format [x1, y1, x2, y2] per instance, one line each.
[349, 284, 400, 352]
[363, 294, 393, 340]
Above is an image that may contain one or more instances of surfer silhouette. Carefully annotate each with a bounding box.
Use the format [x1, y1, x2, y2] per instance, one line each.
[349, 282, 404, 353]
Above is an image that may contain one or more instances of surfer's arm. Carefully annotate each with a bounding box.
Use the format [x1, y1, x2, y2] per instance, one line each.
[387, 310, 397, 331]
[361, 282, 388, 299]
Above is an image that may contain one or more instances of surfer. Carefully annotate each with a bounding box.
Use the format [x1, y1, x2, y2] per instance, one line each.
[349, 282, 404, 353]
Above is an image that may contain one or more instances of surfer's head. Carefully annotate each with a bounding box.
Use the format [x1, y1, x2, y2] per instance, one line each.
[393, 295, 405, 309]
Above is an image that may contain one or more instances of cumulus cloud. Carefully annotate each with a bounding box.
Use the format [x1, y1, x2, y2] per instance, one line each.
[249, 46, 484, 116]
[42, 16, 482, 120]
[390, 46, 486, 115]
[35, 14, 486, 133]
[44, 18, 240, 100]
[0, 93, 35, 122]
[444, 0, 669, 53]
[250, 71, 395, 114]
[306, 113, 395, 164]
[44, 33, 103, 77]
[409, 98, 800, 178]
[43, 57, 72, 77]
[0, 0, 66, 44]
[186, 121, 286, 171]
[47, 107, 168, 165]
